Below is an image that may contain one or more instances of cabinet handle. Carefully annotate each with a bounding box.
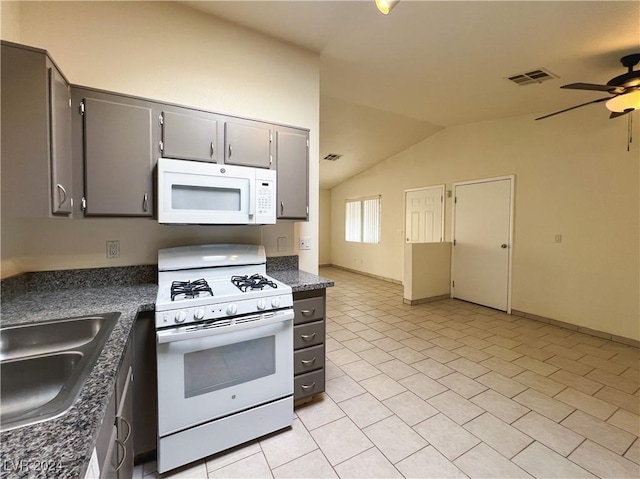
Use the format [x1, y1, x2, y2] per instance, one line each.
[228, 144, 232, 159]
[56, 184, 67, 208]
[301, 357, 316, 366]
[211, 142, 215, 157]
[117, 415, 132, 444]
[280, 201, 284, 215]
[301, 309, 315, 316]
[143, 193, 148, 212]
[300, 332, 316, 341]
[300, 382, 316, 391]
[113, 439, 126, 472]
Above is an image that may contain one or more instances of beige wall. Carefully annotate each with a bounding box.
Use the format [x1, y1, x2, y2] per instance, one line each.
[319, 189, 331, 265]
[1, 1, 320, 277]
[0, 1, 20, 41]
[331, 113, 640, 341]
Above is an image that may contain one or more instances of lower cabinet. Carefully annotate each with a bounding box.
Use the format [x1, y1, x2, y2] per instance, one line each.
[293, 289, 326, 401]
[95, 340, 134, 479]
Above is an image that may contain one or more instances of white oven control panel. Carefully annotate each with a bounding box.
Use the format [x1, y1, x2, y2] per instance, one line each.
[155, 294, 294, 328]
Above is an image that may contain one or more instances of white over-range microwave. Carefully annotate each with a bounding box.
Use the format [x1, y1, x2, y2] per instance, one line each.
[157, 158, 276, 225]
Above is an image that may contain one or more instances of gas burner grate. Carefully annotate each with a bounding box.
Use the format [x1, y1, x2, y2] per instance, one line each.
[171, 278, 213, 301]
[231, 274, 278, 292]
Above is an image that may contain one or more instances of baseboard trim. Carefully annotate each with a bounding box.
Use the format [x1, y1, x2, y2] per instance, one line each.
[403, 294, 450, 305]
[511, 309, 639, 349]
[323, 264, 402, 285]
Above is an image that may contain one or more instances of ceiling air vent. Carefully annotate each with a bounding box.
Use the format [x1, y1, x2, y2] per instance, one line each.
[323, 153, 343, 161]
[506, 68, 558, 86]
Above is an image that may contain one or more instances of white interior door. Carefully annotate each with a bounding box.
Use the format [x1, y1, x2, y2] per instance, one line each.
[452, 177, 513, 311]
[405, 186, 444, 243]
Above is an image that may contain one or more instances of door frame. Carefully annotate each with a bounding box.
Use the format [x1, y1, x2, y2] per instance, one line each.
[403, 184, 446, 243]
[451, 175, 515, 313]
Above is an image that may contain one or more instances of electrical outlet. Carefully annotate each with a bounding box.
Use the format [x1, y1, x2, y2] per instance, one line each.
[299, 237, 311, 250]
[555, 234, 562, 244]
[106, 240, 120, 259]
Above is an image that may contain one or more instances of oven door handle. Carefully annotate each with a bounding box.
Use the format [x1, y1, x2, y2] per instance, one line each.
[157, 309, 294, 344]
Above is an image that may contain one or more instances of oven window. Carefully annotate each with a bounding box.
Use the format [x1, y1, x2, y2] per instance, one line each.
[171, 185, 241, 211]
[183, 336, 276, 398]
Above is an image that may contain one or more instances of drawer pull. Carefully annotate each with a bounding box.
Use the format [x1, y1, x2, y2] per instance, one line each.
[300, 382, 316, 391]
[301, 357, 316, 366]
[301, 309, 316, 316]
[300, 332, 316, 341]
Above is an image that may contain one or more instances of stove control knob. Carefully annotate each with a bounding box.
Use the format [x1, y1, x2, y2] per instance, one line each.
[271, 297, 281, 308]
[226, 304, 238, 316]
[257, 299, 267, 310]
[194, 308, 205, 320]
[175, 311, 187, 323]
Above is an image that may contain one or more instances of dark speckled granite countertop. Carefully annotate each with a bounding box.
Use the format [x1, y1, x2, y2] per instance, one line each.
[0, 261, 331, 479]
[0, 283, 157, 479]
[269, 269, 334, 292]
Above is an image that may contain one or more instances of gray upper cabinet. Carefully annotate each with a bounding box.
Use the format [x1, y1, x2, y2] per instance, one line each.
[1, 41, 73, 218]
[224, 120, 272, 169]
[49, 65, 73, 215]
[74, 90, 154, 216]
[161, 110, 220, 162]
[276, 127, 309, 220]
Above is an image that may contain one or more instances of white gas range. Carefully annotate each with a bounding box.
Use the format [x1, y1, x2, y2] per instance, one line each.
[154, 244, 294, 474]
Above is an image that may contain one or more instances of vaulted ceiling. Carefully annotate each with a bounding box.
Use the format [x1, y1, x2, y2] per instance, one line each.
[184, 1, 640, 188]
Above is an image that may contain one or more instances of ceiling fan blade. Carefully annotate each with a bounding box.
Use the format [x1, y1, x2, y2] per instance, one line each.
[535, 97, 610, 121]
[561, 83, 617, 92]
[609, 110, 632, 119]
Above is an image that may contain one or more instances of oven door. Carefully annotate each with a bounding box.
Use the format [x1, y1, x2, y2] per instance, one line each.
[156, 309, 293, 436]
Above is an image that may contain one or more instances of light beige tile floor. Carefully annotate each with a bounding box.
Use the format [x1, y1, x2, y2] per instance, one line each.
[137, 267, 640, 479]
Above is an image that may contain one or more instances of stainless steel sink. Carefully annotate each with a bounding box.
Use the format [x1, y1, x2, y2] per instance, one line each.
[0, 314, 112, 360]
[0, 313, 120, 431]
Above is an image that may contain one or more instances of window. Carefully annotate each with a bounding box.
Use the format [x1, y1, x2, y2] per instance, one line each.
[345, 196, 381, 243]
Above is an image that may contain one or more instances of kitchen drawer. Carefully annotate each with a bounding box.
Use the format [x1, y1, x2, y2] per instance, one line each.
[294, 344, 325, 375]
[293, 296, 324, 325]
[294, 368, 325, 400]
[294, 320, 324, 350]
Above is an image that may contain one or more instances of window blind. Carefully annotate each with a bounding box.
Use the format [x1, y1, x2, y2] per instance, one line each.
[345, 196, 380, 244]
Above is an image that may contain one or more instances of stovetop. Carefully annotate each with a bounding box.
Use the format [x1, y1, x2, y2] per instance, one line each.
[155, 244, 293, 328]
[157, 273, 288, 307]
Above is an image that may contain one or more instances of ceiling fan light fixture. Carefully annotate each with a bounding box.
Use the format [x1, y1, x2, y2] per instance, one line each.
[606, 90, 640, 113]
[375, 0, 399, 15]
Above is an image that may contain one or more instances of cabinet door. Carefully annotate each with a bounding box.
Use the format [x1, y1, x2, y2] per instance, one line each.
[162, 111, 218, 162]
[100, 426, 119, 479]
[1, 43, 50, 218]
[115, 342, 133, 478]
[116, 367, 134, 479]
[276, 129, 308, 220]
[224, 121, 271, 168]
[48, 66, 73, 215]
[83, 97, 153, 216]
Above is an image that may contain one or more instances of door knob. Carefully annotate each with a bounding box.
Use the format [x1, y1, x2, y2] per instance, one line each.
[501, 244, 508, 249]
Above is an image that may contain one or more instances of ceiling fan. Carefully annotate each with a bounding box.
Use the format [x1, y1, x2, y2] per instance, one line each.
[536, 53, 640, 121]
